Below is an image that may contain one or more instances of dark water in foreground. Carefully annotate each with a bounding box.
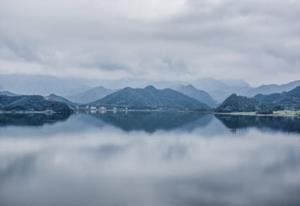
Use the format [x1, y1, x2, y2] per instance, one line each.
[0, 112, 300, 206]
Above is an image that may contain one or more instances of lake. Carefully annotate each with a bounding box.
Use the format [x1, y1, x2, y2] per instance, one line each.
[0, 112, 300, 206]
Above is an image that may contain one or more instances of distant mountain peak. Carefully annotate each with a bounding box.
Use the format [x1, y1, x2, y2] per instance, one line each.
[173, 84, 217, 107]
[182, 84, 195, 89]
[228, 93, 238, 98]
[144, 85, 156, 90]
[288, 85, 300, 96]
[68, 86, 114, 104]
[47, 93, 58, 97]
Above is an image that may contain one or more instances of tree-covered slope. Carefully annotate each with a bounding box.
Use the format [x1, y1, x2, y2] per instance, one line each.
[46, 94, 78, 109]
[91, 86, 210, 110]
[216, 86, 300, 113]
[216, 94, 258, 112]
[0, 95, 72, 113]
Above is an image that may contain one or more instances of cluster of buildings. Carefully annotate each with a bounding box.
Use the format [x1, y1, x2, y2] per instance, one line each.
[76, 105, 128, 113]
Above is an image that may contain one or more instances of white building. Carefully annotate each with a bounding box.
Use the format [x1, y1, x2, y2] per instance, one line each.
[90, 106, 97, 111]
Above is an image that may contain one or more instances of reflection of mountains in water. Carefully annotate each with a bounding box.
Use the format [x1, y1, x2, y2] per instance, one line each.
[216, 115, 300, 134]
[2, 112, 300, 134]
[0, 113, 70, 127]
[91, 112, 213, 133]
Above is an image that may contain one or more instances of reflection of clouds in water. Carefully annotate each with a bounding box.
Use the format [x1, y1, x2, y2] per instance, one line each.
[0, 128, 300, 206]
[0, 130, 299, 175]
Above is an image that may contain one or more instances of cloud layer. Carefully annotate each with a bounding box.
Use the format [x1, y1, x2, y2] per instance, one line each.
[0, 0, 300, 85]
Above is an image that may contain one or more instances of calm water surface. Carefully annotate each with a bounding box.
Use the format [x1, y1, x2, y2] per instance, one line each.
[0, 112, 300, 206]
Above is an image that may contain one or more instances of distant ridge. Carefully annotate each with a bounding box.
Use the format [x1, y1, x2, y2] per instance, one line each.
[254, 86, 300, 110]
[68, 86, 114, 104]
[91, 86, 210, 111]
[192, 78, 300, 102]
[246, 80, 300, 97]
[0, 74, 90, 96]
[173, 85, 217, 107]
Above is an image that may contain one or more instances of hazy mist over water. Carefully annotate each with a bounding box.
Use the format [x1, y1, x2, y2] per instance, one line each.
[0, 113, 300, 206]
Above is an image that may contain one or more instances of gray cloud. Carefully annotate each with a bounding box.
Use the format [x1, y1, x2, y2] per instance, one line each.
[0, 0, 299, 85]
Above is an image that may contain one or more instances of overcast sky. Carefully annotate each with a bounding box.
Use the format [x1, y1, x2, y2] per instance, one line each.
[0, 0, 299, 86]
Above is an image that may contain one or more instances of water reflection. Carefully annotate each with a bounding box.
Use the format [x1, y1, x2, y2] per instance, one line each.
[1, 112, 300, 134]
[91, 112, 213, 133]
[216, 114, 300, 134]
[0, 113, 70, 127]
[0, 113, 300, 206]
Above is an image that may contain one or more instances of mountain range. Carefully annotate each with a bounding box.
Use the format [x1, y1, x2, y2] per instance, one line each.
[91, 86, 210, 111]
[255, 86, 300, 110]
[1, 74, 300, 103]
[0, 73, 300, 113]
[0, 85, 213, 112]
[216, 86, 300, 113]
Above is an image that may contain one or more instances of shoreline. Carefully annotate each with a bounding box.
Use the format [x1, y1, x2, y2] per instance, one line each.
[78, 109, 212, 114]
[1, 109, 300, 118]
[0, 110, 57, 115]
[214, 110, 300, 118]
